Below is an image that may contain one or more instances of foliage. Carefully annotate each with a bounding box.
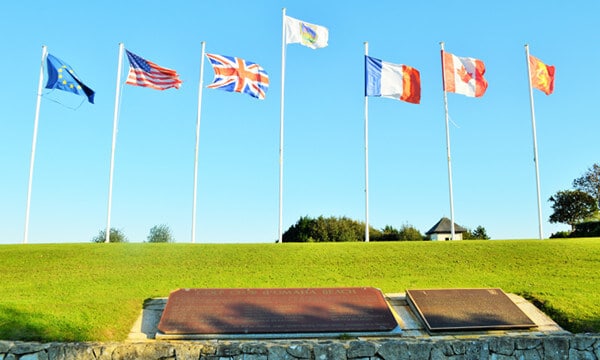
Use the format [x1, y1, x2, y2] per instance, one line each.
[283, 217, 427, 242]
[572, 163, 600, 206]
[549, 231, 571, 239]
[464, 225, 490, 240]
[550, 221, 600, 238]
[572, 221, 600, 238]
[378, 225, 400, 241]
[0, 239, 599, 341]
[396, 224, 425, 241]
[91, 228, 128, 243]
[147, 224, 174, 243]
[282, 216, 368, 242]
[548, 190, 598, 230]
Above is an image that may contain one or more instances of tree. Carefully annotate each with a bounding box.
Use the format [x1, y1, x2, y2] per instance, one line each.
[380, 225, 400, 241]
[470, 226, 490, 240]
[91, 228, 128, 243]
[147, 224, 174, 243]
[282, 216, 373, 242]
[397, 224, 425, 241]
[548, 190, 598, 231]
[573, 163, 600, 206]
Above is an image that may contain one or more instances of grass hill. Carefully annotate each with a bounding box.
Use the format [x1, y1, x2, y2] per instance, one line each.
[1, 238, 598, 341]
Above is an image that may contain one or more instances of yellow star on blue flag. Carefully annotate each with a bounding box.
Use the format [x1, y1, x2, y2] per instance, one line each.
[45, 54, 95, 104]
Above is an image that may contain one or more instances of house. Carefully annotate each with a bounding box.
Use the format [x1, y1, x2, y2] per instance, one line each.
[426, 217, 467, 240]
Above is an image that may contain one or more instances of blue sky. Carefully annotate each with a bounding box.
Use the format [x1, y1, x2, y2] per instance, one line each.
[1, 1, 598, 244]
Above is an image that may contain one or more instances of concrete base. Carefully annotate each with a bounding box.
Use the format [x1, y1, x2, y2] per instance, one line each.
[128, 292, 569, 341]
[387, 292, 568, 337]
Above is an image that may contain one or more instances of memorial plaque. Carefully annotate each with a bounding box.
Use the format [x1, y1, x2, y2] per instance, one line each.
[157, 287, 398, 335]
[406, 288, 536, 332]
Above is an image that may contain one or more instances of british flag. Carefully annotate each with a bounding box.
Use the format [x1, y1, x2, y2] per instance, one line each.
[206, 53, 269, 100]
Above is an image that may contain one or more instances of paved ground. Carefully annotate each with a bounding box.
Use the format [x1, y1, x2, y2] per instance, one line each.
[127, 292, 568, 341]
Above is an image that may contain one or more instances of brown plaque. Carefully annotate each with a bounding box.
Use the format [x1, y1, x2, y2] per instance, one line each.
[406, 288, 536, 332]
[157, 287, 398, 335]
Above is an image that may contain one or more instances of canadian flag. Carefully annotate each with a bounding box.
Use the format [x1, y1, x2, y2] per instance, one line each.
[442, 51, 488, 97]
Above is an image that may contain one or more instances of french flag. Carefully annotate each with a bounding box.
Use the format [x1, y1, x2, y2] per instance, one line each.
[365, 55, 421, 104]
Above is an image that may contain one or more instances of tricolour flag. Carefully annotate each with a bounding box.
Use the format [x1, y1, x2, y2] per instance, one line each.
[442, 51, 487, 97]
[125, 50, 182, 90]
[529, 55, 555, 95]
[365, 55, 421, 104]
[284, 15, 328, 49]
[205, 53, 269, 100]
[45, 54, 95, 104]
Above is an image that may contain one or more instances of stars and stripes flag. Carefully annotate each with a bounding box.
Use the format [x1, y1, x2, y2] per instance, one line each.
[205, 53, 269, 100]
[125, 50, 182, 90]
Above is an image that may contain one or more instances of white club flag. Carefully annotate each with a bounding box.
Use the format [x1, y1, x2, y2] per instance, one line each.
[284, 15, 328, 49]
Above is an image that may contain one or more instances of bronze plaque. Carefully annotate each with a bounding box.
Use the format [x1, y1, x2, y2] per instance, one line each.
[406, 288, 536, 332]
[157, 287, 398, 335]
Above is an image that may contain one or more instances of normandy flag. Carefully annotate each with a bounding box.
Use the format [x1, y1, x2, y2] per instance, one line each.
[529, 55, 555, 95]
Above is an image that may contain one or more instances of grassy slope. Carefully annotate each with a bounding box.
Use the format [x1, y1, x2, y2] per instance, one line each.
[0, 239, 598, 341]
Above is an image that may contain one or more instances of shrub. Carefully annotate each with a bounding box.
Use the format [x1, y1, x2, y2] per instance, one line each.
[549, 231, 571, 239]
[91, 228, 128, 243]
[283, 216, 371, 242]
[147, 224, 174, 243]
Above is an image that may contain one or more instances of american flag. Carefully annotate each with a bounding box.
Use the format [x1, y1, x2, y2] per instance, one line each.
[206, 53, 269, 100]
[125, 50, 182, 90]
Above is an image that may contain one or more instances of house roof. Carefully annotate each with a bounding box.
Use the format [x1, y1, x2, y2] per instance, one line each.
[426, 217, 467, 235]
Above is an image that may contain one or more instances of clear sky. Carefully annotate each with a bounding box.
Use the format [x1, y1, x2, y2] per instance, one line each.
[1, 1, 598, 244]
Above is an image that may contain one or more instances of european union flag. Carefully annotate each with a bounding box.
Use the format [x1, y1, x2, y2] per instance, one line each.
[45, 54, 95, 104]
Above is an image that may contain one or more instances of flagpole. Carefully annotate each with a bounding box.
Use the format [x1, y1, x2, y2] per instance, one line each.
[191, 41, 206, 244]
[364, 42, 370, 242]
[525, 44, 544, 240]
[440, 42, 456, 240]
[106, 43, 124, 243]
[278, 7, 287, 243]
[23, 45, 48, 244]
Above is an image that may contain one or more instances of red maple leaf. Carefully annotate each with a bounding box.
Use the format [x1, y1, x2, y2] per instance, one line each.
[457, 65, 473, 84]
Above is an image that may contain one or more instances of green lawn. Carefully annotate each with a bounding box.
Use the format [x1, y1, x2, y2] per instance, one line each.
[1, 239, 599, 341]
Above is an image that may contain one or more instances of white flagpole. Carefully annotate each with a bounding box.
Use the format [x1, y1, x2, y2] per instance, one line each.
[191, 41, 206, 244]
[525, 44, 544, 240]
[106, 43, 125, 243]
[440, 42, 456, 240]
[364, 42, 370, 242]
[24, 45, 48, 244]
[278, 8, 287, 243]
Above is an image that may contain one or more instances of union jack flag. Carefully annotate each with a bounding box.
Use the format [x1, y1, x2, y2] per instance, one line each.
[206, 53, 269, 100]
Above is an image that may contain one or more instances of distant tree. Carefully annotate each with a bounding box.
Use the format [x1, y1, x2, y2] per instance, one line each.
[549, 231, 571, 239]
[379, 225, 400, 241]
[91, 228, 128, 243]
[282, 216, 372, 242]
[572, 163, 600, 206]
[548, 190, 598, 231]
[147, 224, 174, 243]
[397, 224, 425, 241]
[470, 226, 490, 240]
[282, 216, 314, 242]
[571, 221, 600, 238]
